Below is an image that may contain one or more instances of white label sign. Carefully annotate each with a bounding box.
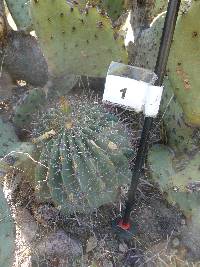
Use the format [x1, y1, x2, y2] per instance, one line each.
[103, 75, 163, 117]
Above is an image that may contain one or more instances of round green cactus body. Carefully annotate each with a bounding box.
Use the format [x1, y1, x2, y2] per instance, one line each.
[31, 0, 127, 78]
[0, 186, 15, 267]
[34, 98, 132, 213]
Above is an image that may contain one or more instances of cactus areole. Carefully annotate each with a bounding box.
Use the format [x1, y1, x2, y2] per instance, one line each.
[34, 98, 133, 214]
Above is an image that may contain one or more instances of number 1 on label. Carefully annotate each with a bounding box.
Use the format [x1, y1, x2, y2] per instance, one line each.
[120, 88, 127, 99]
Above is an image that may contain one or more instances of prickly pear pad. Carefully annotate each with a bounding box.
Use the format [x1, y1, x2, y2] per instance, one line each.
[31, 0, 127, 77]
[168, 1, 200, 126]
[5, 0, 33, 31]
[0, 187, 15, 267]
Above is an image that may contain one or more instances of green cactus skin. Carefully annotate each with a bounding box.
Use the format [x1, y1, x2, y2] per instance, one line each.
[4, 31, 48, 87]
[148, 80, 200, 224]
[13, 88, 46, 130]
[131, 12, 165, 70]
[47, 74, 79, 99]
[148, 144, 200, 222]
[0, 118, 19, 157]
[0, 186, 15, 267]
[161, 78, 199, 153]
[7, 142, 37, 179]
[0, 140, 37, 182]
[0, 117, 36, 180]
[130, 1, 194, 71]
[101, 0, 128, 22]
[167, 1, 200, 126]
[34, 98, 133, 213]
[149, 0, 168, 19]
[76, 0, 128, 22]
[5, 0, 33, 31]
[130, 1, 200, 223]
[31, 0, 127, 77]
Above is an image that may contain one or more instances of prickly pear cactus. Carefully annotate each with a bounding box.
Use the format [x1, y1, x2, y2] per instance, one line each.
[149, 144, 200, 223]
[130, 12, 165, 70]
[149, 80, 200, 222]
[0, 0, 7, 44]
[149, 78, 200, 222]
[148, 1, 200, 223]
[101, 0, 128, 21]
[160, 78, 198, 153]
[5, 0, 33, 31]
[13, 88, 46, 130]
[167, 1, 200, 126]
[4, 31, 48, 87]
[0, 117, 19, 178]
[31, 0, 127, 77]
[34, 97, 132, 213]
[0, 118, 19, 157]
[0, 117, 36, 180]
[130, 1, 194, 70]
[149, 0, 168, 19]
[76, 0, 129, 21]
[0, 186, 15, 267]
[130, 1, 200, 223]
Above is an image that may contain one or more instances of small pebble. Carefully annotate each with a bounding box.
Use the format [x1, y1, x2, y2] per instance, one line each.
[181, 219, 186, 225]
[86, 236, 98, 253]
[119, 242, 128, 253]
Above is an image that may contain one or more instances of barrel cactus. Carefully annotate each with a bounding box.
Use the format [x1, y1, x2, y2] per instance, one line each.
[33, 97, 133, 213]
[0, 186, 15, 267]
[30, 0, 127, 78]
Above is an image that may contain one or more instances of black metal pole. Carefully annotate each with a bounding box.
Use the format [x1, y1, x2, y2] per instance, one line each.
[122, 0, 181, 225]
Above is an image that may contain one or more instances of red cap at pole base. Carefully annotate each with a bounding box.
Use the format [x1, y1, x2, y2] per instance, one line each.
[112, 217, 137, 240]
[118, 220, 131, 230]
